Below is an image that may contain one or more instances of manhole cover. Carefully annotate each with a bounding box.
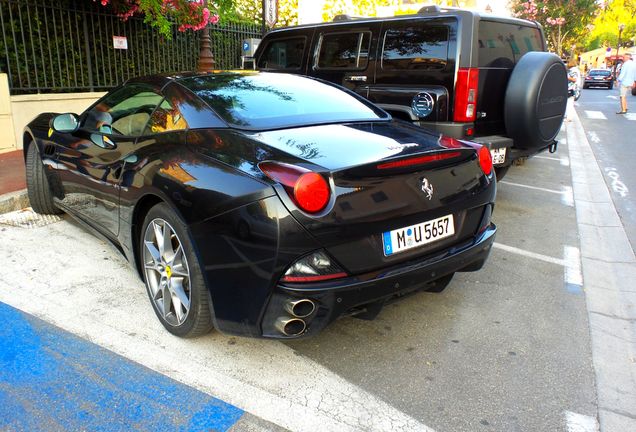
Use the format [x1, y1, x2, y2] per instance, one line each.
[0, 208, 63, 228]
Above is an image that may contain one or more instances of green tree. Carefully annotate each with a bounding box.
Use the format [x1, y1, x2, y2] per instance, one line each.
[218, 0, 300, 27]
[584, 0, 636, 51]
[321, 0, 396, 22]
[510, 0, 599, 57]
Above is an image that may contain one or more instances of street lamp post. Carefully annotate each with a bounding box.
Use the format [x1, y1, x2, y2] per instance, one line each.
[197, 0, 215, 72]
[615, 23, 625, 77]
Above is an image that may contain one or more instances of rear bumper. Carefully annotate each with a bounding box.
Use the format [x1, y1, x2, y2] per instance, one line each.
[583, 80, 612, 87]
[261, 223, 496, 339]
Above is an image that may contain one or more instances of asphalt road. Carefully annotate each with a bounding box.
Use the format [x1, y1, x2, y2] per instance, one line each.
[2, 110, 628, 431]
[287, 129, 596, 432]
[574, 86, 636, 251]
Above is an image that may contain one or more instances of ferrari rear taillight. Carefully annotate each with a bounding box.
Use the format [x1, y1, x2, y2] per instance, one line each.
[281, 250, 347, 283]
[477, 145, 493, 175]
[258, 161, 331, 213]
[454, 68, 479, 122]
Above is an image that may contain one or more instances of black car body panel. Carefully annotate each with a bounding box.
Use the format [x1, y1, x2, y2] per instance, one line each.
[23, 71, 496, 338]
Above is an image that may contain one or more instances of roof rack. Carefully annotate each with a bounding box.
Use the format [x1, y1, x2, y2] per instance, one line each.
[417, 5, 463, 14]
[332, 14, 365, 22]
[418, 5, 441, 14]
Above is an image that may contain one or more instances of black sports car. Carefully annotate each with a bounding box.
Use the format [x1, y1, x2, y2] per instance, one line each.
[24, 71, 496, 339]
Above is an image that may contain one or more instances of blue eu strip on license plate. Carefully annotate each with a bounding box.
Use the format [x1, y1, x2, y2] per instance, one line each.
[382, 214, 455, 256]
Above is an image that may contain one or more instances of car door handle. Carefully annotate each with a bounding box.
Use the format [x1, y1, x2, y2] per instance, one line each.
[345, 76, 367, 82]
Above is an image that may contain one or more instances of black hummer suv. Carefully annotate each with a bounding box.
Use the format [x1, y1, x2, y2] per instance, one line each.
[253, 6, 567, 179]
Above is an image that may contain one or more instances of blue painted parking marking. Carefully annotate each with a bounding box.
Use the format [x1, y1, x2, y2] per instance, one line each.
[0, 301, 244, 431]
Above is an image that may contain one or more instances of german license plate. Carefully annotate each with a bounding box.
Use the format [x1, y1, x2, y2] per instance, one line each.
[490, 147, 506, 165]
[382, 214, 455, 256]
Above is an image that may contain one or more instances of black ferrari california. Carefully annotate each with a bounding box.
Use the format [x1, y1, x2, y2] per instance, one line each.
[23, 71, 496, 339]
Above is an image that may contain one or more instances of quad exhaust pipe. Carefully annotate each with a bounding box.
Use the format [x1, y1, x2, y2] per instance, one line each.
[275, 317, 306, 336]
[285, 299, 316, 318]
[274, 299, 316, 336]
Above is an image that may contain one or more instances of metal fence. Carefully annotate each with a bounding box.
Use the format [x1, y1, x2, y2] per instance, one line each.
[0, 0, 261, 94]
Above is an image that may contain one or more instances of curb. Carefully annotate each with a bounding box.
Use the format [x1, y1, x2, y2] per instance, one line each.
[0, 190, 29, 215]
[566, 100, 636, 431]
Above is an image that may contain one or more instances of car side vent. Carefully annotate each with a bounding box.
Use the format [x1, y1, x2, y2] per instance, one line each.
[43, 144, 55, 156]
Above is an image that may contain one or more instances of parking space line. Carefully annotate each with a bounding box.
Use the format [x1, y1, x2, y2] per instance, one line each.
[494, 243, 583, 293]
[534, 155, 570, 167]
[564, 411, 599, 432]
[499, 181, 574, 207]
[493, 242, 565, 266]
[499, 181, 563, 195]
[564, 245, 583, 290]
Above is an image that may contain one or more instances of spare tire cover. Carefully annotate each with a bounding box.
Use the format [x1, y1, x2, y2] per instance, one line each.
[504, 52, 567, 149]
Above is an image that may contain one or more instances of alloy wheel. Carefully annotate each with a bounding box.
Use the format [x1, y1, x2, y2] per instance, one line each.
[142, 218, 191, 327]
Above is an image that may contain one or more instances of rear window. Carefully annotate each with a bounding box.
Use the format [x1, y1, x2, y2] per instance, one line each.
[316, 32, 371, 69]
[589, 69, 610, 76]
[181, 73, 388, 130]
[256, 37, 306, 70]
[478, 21, 544, 67]
[381, 26, 449, 70]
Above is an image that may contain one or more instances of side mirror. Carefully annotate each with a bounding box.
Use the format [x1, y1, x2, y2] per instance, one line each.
[90, 133, 116, 149]
[51, 113, 80, 133]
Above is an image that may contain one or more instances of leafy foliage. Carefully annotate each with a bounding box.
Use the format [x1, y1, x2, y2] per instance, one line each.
[217, 0, 300, 27]
[96, 0, 219, 38]
[320, 0, 396, 22]
[510, 0, 598, 57]
[583, 0, 636, 51]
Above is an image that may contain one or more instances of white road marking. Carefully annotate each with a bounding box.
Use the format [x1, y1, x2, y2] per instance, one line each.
[534, 155, 570, 167]
[606, 95, 618, 100]
[564, 411, 599, 432]
[493, 242, 565, 266]
[564, 246, 583, 287]
[499, 181, 574, 206]
[587, 131, 601, 144]
[562, 185, 574, 207]
[494, 243, 584, 292]
[500, 181, 563, 195]
[625, 113, 636, 121]
[585, 111, 607, 120]
[0, 216, 432, 432]
[604, 167, 629, 197]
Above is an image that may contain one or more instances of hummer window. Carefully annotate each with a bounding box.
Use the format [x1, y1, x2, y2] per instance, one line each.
[381, 26, 449, 70]
[257, 37, 306, 70]
[478, 21, 543, 67]
[316, 32, 371, 69]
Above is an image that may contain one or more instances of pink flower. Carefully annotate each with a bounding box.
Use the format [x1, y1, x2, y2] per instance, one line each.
[210, 14, 219, 25]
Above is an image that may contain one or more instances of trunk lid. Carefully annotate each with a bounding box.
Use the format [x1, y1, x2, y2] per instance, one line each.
[254, 121, 495, 274]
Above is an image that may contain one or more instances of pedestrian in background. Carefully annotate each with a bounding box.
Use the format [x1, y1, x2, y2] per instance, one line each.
[616, 52, 636, 114]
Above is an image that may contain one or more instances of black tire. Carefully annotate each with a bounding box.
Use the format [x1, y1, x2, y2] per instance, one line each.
[504, 52, 568, 149]
[25, 142, 62, 215]
[608, 84, 613, 90]
[140, 203, 213, 338]
[425, 273, 454, 293]
[632, 86, 636, 96]
[582, 84, 588, 89]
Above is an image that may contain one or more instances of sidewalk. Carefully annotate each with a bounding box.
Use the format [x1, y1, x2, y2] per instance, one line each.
[0, 150, 28, 213]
